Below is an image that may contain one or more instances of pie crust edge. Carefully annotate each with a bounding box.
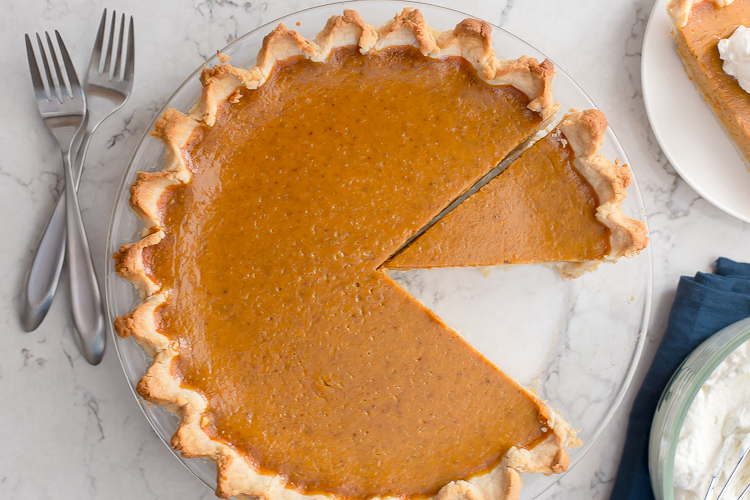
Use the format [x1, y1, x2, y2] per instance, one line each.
[113, 8, 577, 500]
[554, 109, 649, 278]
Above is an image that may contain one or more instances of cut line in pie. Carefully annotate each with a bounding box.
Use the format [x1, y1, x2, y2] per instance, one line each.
[113, 8, 647, 500]
[387, 109, 648, 275]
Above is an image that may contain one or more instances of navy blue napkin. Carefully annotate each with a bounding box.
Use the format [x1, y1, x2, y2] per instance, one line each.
[610, 258, 750, 500]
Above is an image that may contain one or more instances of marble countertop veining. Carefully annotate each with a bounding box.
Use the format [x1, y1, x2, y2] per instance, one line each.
[2, 0, 749, 499]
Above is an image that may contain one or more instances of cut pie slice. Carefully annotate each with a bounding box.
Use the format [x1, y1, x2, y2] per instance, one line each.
[668, 0, 750, 167]
[111, 8, 644, 500]
[386, 110, 648, 274]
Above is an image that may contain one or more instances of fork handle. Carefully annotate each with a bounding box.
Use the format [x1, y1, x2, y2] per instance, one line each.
[63, 144, 105, 365]
[20, 125, 90, 332]
[20, 183, 68, 332]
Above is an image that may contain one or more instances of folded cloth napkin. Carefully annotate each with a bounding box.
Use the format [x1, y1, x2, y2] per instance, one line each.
[610, 257, 750, 500]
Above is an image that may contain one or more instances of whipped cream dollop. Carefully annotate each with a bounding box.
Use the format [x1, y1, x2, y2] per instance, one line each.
[673, 339, 750, 500]
[718, 25, 750, 94]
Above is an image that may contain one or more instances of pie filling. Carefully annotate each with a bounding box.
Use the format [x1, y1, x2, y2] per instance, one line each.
[673, 0, 750, 159]
[388, 129, 611, 269]
[146, 46, 550, 498]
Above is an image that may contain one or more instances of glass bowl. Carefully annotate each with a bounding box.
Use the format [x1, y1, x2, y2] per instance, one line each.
[105, 1, 653, 498]
[649, 317, 750, 500]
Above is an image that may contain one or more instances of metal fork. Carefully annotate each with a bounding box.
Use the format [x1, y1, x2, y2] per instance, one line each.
[25, 30, 105, 365]
[21, 11, 134, 361]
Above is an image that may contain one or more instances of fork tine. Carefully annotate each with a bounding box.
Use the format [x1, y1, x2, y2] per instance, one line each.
[123, 16, 135, 83]
[102, 10, 116, 77]
[25, 34, 48, 101]
[89, 8, 107, 74]
[45, 31, 69, 100]
[55, 30, 82, 92]
[35, 33, 55, 102]
[112, 13, 125, 80]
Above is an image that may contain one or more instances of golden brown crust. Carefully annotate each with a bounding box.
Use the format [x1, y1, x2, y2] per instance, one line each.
[114, 8, 569, 500]
[113, 231, 164, 299]
[667, 0, 736, 28]
[555, 110, 648, 278]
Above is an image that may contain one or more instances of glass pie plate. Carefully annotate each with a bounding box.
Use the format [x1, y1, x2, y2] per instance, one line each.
[105, 1, 653, 498]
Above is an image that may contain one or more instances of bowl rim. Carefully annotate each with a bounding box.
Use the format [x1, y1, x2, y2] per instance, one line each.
[649, 316, 750, 500]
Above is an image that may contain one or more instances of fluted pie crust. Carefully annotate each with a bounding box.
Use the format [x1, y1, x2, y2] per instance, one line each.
[113, 8, 645, 500]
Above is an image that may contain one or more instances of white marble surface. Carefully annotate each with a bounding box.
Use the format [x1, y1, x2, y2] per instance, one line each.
[2, 0, 750, 499]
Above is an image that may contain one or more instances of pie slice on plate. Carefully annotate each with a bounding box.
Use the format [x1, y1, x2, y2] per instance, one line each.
[668, 0, 750, 167]
[113, 9, 644, 500]
[387, 109, 648, 276]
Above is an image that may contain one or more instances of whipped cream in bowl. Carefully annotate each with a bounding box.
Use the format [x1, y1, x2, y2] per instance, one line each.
[719, 25, 750, 94]
[673, 341, 750, 499]
[649, 317, 750, 500]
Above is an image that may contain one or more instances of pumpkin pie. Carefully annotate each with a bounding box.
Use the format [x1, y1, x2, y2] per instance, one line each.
[113, 9, 645, 500]
[387, 109, 648, 275]
[668, 0, 750, 166]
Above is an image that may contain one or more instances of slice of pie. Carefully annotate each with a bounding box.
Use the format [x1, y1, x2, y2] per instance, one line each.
[387, 110, 648, 275]
[113, 9, 644, 500]
[668, 0, 750, 166]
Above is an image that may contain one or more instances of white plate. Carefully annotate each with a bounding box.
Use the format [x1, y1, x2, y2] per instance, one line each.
[642, 0, 750, 223]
